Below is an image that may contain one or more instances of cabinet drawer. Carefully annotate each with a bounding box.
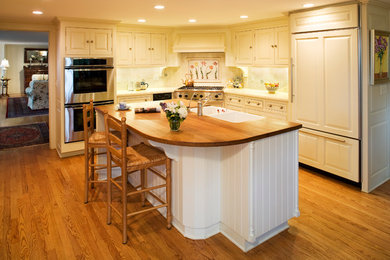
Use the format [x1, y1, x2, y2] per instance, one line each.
[264, 101, 287, 114]
[117, 95, 152, 103]
[245, 98, 263, 109]
[299, 129, 359, 182]
[225, 103, 244, 112]
[226, 95, 244, 107]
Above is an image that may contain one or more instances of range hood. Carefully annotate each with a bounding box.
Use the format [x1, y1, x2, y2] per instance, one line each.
[173, 33, 225, 52]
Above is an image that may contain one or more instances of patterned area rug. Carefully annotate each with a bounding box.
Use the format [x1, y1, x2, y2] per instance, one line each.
[0, 123, 49, 150]
[6, 97, 48, 118]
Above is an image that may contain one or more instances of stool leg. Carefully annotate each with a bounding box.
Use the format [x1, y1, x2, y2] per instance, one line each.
[166, 159, 172, 230]
[107, 152, 112, 225]
[90, 148, 95, 189]
[122, 169, 128, 244]
[84, 146, 89, 204]
[141, 169, 146, 206]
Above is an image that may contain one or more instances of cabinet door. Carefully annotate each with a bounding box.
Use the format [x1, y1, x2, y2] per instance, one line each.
[298, 129, 324, 168]
[322, 29, 359, 138]
[150, 33, 166, 65]
[235, 30, 253, 65]
[274, 27, 289, 65]
[291, 33, 323, 130]
[117, 32, 133, 65]
[253, 28, 274, 65]
[65, 28, 90, 55]
[89, 29, 112, 56]
[134, 33, 151, 65]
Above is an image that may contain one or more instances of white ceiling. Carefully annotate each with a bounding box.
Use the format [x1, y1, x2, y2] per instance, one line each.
[0, 0, 360, 26]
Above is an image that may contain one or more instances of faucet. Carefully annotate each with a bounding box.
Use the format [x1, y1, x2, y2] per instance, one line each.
[187, 93, 196, 110]
[197, 93, 211, 116]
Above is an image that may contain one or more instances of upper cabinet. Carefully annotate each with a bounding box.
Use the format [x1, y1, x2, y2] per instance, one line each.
[235, 26, 288, 66]
[116, 32, 133, 65]
[65, 27, 113, 56]
[134, 33, 166, 65]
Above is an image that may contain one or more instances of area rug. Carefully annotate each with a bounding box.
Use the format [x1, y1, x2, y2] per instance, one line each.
[0, 122, 49, 150]
[6, 97, 48, 118]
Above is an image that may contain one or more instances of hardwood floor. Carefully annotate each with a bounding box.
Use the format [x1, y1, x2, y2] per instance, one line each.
[1, 145, 390, 259]
[0, 93, 48, 127]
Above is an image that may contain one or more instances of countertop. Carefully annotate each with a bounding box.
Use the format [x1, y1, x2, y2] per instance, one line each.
[117, 87, 289, 102]
[95, 100, 301, 147]
[224, 88, 289, 101]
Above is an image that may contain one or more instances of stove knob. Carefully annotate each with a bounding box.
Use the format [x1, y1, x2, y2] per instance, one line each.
[200, 94, 204, 98]
[215, 94, 219, 98]
[193, 94, 198, 98]
[178, 94, 182, 98]
[184, 94, 188, 98]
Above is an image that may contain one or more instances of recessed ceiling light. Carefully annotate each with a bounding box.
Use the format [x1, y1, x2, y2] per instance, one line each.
[138, 19, 146, 23]
[154, 5, 165, 9]
[240, 15, 248, 19]
[189, 19, 197, 23]
[303, 3, 314, 8]
[32, 10, 43, 15]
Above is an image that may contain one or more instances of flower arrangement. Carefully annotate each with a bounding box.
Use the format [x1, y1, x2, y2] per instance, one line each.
[375, 35, 388, 75]
[160, 101, 188, 131]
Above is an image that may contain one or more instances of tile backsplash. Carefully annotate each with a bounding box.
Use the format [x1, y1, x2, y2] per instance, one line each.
[116, 54, 288, 93]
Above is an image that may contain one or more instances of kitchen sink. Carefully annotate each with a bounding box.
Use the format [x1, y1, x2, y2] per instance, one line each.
[190, 106, 264, 123]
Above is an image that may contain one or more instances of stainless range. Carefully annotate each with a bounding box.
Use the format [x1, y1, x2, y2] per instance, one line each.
[174, 86, 224, 106]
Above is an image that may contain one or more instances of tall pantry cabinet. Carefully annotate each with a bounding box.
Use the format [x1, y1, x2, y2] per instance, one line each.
[290, 4, 360, 182]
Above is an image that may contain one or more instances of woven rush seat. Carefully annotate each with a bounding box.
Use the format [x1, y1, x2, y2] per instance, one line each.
[88, 131, 106, 146]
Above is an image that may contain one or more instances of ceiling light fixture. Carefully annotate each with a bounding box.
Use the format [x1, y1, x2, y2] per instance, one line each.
[303, 3, 314, 8]
[189, 19, 197, 23]
[240, 15, 248, 19]
[32, 10, 43, 15]
[138, 19, 146, 23]
[154, 5, 165, 9]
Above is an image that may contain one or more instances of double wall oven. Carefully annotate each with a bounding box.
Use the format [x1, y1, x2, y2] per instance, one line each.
[64, 57, 114, 143]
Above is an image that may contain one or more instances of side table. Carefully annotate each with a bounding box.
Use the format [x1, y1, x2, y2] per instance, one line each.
[1, 78, 10, 97]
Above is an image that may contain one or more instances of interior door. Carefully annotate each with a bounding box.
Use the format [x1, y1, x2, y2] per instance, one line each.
[291, 32, 323, 129]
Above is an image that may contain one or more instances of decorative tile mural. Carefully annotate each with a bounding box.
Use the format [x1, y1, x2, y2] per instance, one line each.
[188, 59, 220, 82]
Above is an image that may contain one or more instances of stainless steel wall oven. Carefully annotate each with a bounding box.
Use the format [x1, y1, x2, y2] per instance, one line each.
[64, 57, 114, 104]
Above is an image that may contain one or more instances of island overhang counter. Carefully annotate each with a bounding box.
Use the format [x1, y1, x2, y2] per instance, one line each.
[95, 103, 302, 252]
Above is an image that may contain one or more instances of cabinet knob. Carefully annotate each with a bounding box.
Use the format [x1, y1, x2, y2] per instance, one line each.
[249, 46, 253, 49]
[257, 103, 260, 106]
[247, 101, 250, 104]
[274, 44, 277, 48]
[86, 40, 90, 43]
[129, 48, 132, 51]
[238, 99, 241, 102]
[229, 98, 232, 101]
[90, 40, 94, 43]
[152, 48, 154, 50]
[280, 106, 283, 109]
[269, 104, 272, 108]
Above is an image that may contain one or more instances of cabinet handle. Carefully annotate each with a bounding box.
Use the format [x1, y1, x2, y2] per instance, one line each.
[291, 57, 294, 103]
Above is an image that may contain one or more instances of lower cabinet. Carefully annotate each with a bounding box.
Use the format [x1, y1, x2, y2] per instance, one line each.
[225, 94, 287, 120]
[299, 128, 359, 182]
[117, 94, 153, 104]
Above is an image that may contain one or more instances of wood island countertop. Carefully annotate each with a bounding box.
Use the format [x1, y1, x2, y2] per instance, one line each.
[95, 101, 302, 147]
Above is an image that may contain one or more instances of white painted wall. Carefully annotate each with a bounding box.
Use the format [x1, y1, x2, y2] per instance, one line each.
[4, 44, 48, 94]
[361, 3, 390, 192]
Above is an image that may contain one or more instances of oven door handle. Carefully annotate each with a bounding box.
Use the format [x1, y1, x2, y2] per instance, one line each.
[64, 104, 84, 109]
[65, 68, 113, 71]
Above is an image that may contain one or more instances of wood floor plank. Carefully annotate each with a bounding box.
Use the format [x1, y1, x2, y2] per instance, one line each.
[1, 145, 390, 259]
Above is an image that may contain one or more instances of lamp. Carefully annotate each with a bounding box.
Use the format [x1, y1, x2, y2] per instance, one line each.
[1, 59, 10, 78]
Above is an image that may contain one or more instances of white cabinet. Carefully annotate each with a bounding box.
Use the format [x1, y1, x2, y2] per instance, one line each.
[299, 129, 359, 182]
[291, 29, 359, 139]
[116, 32, 133, 65]
[65, 27, 113, 56]
[134, 33, 166, 65]
[225, 94, 287, 120]
[235, 26, 288, 66]
[235, 30, 253, 65]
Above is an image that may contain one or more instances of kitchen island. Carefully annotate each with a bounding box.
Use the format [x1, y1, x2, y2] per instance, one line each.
[95, 101, 301, 252]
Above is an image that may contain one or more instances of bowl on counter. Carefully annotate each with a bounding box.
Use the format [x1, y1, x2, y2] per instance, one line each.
[264, 82, 279, 94]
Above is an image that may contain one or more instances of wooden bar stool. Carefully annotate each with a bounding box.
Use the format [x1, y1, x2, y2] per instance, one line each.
[104, 113, 172, 244]
[83, 100, 107, 203]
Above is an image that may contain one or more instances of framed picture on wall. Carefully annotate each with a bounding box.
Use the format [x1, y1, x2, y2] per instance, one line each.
[370, 30, 390, 84]
[24, 48, 48, 64]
